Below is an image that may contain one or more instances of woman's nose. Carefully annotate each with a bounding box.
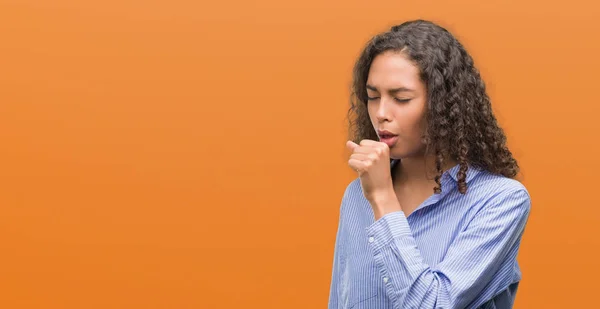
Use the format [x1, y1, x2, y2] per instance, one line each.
[375, 98, 392, 122]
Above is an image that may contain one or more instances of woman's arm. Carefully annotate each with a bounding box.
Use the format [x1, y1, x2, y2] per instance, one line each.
[367, 187, 531, 309]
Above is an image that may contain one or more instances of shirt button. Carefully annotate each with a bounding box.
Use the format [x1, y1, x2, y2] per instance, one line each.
[383, 277, 389, 283]
[368, 237, 374, 243]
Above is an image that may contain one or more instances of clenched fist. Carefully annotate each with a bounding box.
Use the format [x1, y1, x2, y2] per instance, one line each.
[346, 139, 395, 204]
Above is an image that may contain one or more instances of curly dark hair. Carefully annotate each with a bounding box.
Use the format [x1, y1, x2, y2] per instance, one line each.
[347, 19, 519, 194]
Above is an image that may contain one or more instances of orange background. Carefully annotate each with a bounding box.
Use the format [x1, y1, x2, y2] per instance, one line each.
[1, 0, 599, 308]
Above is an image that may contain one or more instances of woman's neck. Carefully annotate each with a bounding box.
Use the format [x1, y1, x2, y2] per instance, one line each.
[390, 155, 458, 216]
[393, 155, 457, 188]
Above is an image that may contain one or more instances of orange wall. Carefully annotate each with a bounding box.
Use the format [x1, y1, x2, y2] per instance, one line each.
[1, 0, 598, 308]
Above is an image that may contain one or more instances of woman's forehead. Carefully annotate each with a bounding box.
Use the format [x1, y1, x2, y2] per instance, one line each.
[367, 53, 422, 91]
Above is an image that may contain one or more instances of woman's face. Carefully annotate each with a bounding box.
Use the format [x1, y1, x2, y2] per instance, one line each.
[366, 50, 428, 160]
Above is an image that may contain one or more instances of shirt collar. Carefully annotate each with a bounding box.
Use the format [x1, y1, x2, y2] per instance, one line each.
[391, 159, 482, 184]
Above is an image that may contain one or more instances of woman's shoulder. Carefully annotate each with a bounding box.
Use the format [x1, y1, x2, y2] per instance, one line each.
[340, 178, 364, 203]
[338, 178, 370, 214]
[467, 169, 532, 213]
[471, 169, 529, 196]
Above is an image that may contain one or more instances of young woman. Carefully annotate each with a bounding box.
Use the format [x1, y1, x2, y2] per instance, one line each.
[328, 20, 531, 309]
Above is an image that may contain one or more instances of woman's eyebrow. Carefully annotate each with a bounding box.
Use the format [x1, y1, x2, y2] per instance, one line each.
[366, 84, 415, 93]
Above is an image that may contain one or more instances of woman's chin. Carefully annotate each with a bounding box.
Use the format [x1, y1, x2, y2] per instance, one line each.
[389, 152, 404, 160]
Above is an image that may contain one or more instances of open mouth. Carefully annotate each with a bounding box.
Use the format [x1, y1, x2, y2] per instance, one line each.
[377, 131, 399, 147]
[379, 133, 396, 139]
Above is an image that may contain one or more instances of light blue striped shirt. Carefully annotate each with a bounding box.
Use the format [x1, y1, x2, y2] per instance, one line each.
[328, 160, 531, 309]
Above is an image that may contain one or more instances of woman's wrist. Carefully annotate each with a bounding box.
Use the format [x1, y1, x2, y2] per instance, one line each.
[368, 188, 402, 220]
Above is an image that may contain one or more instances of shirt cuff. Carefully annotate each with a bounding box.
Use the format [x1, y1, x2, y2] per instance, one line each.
[365, 211, 412, 253]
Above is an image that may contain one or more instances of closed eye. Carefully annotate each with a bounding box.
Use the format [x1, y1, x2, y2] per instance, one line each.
[367, 97, 411, 103]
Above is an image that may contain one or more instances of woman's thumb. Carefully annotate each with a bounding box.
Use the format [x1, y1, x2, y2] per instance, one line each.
[346, 140, 358, 152]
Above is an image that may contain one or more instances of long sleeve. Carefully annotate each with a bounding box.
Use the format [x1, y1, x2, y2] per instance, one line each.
[366, 187, 531, 309]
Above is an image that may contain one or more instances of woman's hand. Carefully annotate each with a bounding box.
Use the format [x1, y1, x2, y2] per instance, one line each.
[346, 140, 401, 219]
